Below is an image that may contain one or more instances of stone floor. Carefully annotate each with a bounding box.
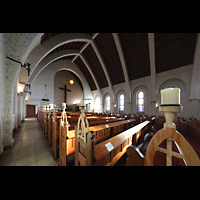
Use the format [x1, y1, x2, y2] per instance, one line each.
[0, 118, 58, 166]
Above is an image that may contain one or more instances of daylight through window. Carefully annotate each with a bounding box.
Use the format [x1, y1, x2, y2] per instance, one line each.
[137, 91, 144, 112]
[119, 94, 124, 111]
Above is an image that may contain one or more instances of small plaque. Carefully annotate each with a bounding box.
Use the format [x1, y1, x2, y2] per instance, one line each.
[105, 124, 109, 128]
[105, 142, 114, 152]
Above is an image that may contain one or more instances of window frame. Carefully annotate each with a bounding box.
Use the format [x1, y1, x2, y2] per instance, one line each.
[118, 94, 125, 112]
[106, 95, 110, 111]
[137, 90, 145, 113]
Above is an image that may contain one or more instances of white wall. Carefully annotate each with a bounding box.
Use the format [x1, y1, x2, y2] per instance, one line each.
[100, 64, 196, 120]
[54, 70, 83, 109]
[26, 59, 94, 113]
[0, 34, 4, 154]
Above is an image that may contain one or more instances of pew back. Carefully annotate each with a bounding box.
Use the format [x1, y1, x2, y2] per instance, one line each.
[75, 120, 150, 166]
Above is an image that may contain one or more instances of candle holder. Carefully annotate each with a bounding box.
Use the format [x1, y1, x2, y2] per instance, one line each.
[159, 88, 182, 129]
[144, 87, 200, 166]
[77, 101, 89, 143]
[159, 105, 182, 129]
[61, 103, 67, 128]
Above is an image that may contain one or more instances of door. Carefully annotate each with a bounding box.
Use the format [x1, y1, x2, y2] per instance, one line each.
[26, 105, 35, 117]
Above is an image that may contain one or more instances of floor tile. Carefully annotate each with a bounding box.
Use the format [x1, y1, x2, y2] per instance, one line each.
[37, 156, 56, 166]
[15, 155, 37, 166]
[0, 118, 58, 166]
[36, 150, 52, 161]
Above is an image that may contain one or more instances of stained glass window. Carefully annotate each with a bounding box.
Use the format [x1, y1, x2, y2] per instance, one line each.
[137, 91, 144, 112]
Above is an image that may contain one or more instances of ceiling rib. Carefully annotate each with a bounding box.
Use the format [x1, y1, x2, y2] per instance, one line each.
[91, 40, 112, 88]
[112, 33, 131, 101]
[79, 53, 101, 92]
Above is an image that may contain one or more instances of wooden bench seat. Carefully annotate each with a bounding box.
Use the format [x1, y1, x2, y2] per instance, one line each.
[51, 115, 127, 159]
[59, 119, 136, 166]
[126, 118, 200, 166]
[75, 120, 150, 166]
[94, 121, 150, 166]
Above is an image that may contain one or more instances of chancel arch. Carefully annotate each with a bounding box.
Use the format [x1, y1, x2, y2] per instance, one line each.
[54, 70, 84, 110]
[23, 33, 92, 88]
[27, 59, 94, 111]
[26, 47, 103, 111]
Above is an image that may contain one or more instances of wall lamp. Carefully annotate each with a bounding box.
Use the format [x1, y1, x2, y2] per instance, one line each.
[7, 56, 31, 76]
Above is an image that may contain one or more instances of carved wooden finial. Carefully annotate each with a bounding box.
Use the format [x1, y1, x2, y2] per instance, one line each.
[77, 100, 89, 143]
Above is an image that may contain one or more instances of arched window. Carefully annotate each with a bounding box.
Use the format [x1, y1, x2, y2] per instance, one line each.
[119, 94, 124, 111]
[95, 97, 100, 112]
[137, 91, 144, 112]
[106, 96, 110, 111]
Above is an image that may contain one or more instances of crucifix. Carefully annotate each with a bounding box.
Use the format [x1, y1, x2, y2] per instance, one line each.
[59, 84, 71, 105]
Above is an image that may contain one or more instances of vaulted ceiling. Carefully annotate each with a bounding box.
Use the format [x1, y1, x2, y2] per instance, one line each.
[21, 33, 198, 92]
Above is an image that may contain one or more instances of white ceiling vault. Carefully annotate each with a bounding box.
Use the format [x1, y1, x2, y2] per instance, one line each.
[13, 33, 199, 101]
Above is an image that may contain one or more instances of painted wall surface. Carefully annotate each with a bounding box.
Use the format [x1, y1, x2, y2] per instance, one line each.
[26, 59, 94, 113]
[100, 64, 195, 120]
[54, 70, 83, 109]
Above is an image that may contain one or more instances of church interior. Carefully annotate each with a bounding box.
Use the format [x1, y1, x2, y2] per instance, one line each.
[0, 33, 200, 166]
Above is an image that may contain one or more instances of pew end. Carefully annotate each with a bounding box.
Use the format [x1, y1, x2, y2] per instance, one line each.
[126, 145, 144, 166]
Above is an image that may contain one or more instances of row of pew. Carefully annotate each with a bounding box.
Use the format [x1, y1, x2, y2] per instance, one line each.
[37, 110, 155, 166]
[126, 116, 200, 166]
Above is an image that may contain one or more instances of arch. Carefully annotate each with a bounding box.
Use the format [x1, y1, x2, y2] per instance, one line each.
[28, 59, 94, 109]
[158, 78, 188, 118]
[158, 78, 187, 107]
[26, 33, 92, 84]
[132, 85, 150, 114]
[112, 33, 132, 102]
[115, 89, 127, 113]
[158, 78, 187, 94]
[25, 44, 102, 107]
[103, 92, 111, 112]
[29, 49, 80, 84]
[27, 49, 102, 105]
[54, 69, 83, 109]
[94, 94, 101, 113]
[136, 91, 145, 113]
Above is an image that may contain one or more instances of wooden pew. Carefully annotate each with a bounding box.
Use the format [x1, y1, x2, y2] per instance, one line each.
[59, 120, 76, 166]
[75, 121, 150, 166]
[51, 115, 127, 159]
[47, 112, 53, 146]
[191, 119, 200, 129]
[126, 118, 200, 166]
[43, 111, 47, 136]
[59, 119, 136, 166]
[52, 114, 61, 158]
[156, 116, 165, 131]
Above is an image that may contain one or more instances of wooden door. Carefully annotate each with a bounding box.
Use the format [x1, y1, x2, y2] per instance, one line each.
[26, 105, 35, 117]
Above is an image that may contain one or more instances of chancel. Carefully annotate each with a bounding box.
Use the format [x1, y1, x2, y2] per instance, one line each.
[59, 84, 71, 105]
[0, 33, 200, 166]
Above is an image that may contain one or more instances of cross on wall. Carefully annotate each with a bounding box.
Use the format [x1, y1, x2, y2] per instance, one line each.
[59, 84, 71, 105]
